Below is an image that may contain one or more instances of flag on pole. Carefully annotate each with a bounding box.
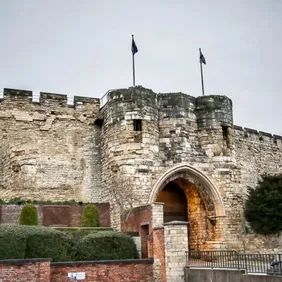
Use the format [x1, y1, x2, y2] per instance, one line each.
[131, 35, 138, 86]
[200, 50, 206, 64]
[199, 48, 206, 95]
[132, 37, 138, 55]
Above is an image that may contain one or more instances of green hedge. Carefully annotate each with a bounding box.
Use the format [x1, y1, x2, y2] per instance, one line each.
[51, 227, 113, 241]
[0, 226, 138, 262]
[0, 225, 74, 261]
[0, 225, 29, 259]
[24, 226, 74, 262]
[76, 231, 139, 261]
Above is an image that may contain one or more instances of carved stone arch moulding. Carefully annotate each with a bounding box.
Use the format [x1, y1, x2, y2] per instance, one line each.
[149, 163, 225, 217]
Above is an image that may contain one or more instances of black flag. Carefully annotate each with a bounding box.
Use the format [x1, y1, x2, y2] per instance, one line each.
[200, 50, 206, 64]
[199, 48, 206, 95]
[132, 38, 138, 55]
[131, 35, 138, 86]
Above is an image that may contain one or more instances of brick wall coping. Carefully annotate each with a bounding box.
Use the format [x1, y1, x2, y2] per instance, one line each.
[164, 220, 188, 226]
[0, 203, 109, 206]
[51, 258, 154, 267]
[153, 226, 164, 231]
[0, 258, 52, 265]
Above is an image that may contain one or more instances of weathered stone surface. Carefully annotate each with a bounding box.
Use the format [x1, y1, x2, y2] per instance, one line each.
[0, 89, 102, 203]
[1, 86, 282, 251]
[164, 222, 188, 282]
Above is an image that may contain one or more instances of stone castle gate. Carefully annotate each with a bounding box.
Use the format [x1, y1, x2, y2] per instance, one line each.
[149, 164, 225, 250]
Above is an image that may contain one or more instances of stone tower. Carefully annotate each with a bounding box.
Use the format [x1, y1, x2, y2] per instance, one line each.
[99, 86, 238, 250]
[100, 87, 160, 226]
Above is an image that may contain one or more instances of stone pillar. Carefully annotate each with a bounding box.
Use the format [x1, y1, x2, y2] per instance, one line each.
[152, 202, 164, 229]
[164, 221, 188, 282]
[151, 203, 165, 281]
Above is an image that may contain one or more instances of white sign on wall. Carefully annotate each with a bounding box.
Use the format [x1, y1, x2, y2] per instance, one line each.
[68, 272, 86, 280]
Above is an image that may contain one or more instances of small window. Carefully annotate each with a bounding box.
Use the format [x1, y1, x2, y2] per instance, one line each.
[222, 126, 228, 140]
[133, 119, 142, 131]
[222, 125, 231, 149]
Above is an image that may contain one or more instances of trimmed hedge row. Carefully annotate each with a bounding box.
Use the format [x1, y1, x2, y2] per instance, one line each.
[0, 225, 73, 261]
[0, 225, 138, 262]
[76, 231, 139, 261]
[51, 227, 113, 241]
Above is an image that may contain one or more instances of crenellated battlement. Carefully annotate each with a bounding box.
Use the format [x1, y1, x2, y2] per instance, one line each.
[234, 125, 282, 146]
[2, 88, 32, 101]
[0, 88, 100, 109]
[39, 92, 68, 107]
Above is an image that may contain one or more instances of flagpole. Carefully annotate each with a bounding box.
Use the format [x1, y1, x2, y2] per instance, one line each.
[132, 35, 136, 87]
[199, 48, 205, 96]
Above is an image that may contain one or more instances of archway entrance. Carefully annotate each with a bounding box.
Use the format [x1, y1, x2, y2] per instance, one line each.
[150, 164, 225, 250]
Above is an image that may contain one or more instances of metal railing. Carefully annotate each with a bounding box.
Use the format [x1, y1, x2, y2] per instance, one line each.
[186, 250, 282, 275]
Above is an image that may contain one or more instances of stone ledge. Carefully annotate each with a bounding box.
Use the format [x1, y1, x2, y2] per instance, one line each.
[153, 202, 165, 205]
[164, 220, 188, 226]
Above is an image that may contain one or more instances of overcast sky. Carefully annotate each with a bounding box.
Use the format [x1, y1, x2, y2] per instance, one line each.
[0, 0, 282, 134]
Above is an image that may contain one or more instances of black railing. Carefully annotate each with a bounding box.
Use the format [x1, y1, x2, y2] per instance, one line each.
[186, 250, 282, 275]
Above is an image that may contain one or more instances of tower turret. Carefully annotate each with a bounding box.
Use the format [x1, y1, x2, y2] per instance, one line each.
[196, 95, 234, 157]
[101, 86, 159, 227]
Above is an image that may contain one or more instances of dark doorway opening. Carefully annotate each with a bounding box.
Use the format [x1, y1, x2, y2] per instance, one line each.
[156, 181, 188, 223]
[141, 224, 149, 258]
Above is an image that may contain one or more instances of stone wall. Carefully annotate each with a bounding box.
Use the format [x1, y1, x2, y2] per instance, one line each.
[0, 88, 102, 203]
[232, 126, 282, 250]
[234, 126, 282, 194]
[164, 221, 189, 282]
[1, 85, 282, 251]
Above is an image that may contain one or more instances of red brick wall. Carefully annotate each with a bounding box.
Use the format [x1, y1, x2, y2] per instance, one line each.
[0, 259, 153, 282]
[121, 205, 152, 233]
[0, 203, 110, 227]
[121, 205, 153, 260]
[120, 205, 167, 281]
[0, 259, 51, 282]
[152, 228, 166, 282]
[67, 203, 110, 227]
[51, 259, 154, 282]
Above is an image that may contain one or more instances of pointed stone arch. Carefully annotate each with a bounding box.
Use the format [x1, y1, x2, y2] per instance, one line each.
[149, 163, 225, 217]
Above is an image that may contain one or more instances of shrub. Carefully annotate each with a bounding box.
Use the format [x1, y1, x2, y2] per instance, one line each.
[20, 204, 38, 225]
[244, 174, 282, 235]
[81, 204, 100, 227]
[76, 231, 139, 261]
[0, 225, 29, 259]
[0, 225, 74, 261]
[25, 226, 74, 262]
